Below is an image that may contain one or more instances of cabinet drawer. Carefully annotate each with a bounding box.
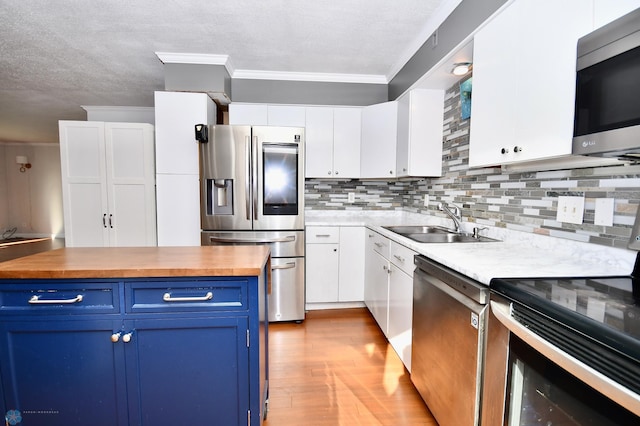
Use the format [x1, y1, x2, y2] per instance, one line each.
[390, 241, 417, 276]
[306, 226, 340, 243]
[0, 281, 119, 315]
[369, 231, 390, 258]
[126, 279, 248, 313]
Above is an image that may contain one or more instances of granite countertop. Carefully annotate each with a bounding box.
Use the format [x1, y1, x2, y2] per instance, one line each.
[0, 246, 271, 279]
[305, 210, 637, 285]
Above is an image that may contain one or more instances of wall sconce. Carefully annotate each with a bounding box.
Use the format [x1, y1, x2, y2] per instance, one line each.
[451, 62, 472, 76]
[16, 155, 31, 173]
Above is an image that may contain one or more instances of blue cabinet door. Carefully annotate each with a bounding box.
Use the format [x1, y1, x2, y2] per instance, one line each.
[0, 319, 128, 426]
[124, 316, 250, 426]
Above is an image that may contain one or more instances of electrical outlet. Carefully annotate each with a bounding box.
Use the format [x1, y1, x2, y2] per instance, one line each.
[594, 198, 614, 226]
[348, 192, 355, 203]
[424, 194, 429, 207]
[556, 196, 585, 224]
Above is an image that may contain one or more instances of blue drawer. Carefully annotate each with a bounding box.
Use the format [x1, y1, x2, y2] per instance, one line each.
[126, 278, 248, 313]
[0, 281, 119, 315]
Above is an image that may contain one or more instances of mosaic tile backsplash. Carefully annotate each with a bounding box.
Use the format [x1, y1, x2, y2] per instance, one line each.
[305, 76, 640, 249]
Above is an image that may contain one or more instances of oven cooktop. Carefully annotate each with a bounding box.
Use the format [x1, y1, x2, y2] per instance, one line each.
[490, 253, 640, 395]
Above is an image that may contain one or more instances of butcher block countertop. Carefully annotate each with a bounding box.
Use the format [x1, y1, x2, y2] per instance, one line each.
[0, 246, 271, 279]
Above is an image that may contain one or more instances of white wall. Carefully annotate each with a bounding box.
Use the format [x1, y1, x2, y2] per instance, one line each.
[0, 143, 64, 237]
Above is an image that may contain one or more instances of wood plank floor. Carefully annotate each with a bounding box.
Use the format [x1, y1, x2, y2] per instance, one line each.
[264, 308, 438, 426]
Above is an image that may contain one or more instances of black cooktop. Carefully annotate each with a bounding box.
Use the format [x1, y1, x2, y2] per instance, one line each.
[490, 253, 640, 362]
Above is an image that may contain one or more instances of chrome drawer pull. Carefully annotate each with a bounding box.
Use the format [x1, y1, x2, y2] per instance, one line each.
[209, 235, 295, 244]
[393, 255, 405, 263]
[271, 262, 296, 271]
[29, 294, 83, 304]
[374, 242, 384, 248]
[162, 292, 213, 302]
[315, 234, 331, 237]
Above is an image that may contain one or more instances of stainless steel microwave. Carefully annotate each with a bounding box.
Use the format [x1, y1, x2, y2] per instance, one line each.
[572, 7, 640, 159]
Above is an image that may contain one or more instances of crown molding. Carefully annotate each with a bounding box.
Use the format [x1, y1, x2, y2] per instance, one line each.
[155, 52, 387, 84]
[232, 69, 387, 85]
[155, 52, 236, 76]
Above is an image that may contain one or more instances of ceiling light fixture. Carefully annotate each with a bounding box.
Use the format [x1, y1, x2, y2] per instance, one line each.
[451, 62, 472, 76]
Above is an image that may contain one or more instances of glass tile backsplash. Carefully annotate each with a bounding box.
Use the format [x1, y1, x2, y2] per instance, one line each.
[305, 75, 640, 249]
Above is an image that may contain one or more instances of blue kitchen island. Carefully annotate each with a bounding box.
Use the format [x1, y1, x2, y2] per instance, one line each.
[0, 246, 271, 426]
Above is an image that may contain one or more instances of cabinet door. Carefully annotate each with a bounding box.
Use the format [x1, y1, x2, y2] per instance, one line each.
[228, 103, 268, 125]
[333, 108, 362, 178]
[338, 226, 365, 302]
[369, 251, 390, 336]
[305, 107, 334, 178]
[593, 0, 640, 29]
[59, 121, 110, 247]
[306, 243, 339, 303]
[388, 264, 414, 372]
[468, 1, 519, 168]
[154, 91, 215, 175]
[361, 102, 398, 178]
[470, 0, 593, 167]
[155, 174, 201, 246]
[267, 105, 306, 127]
[0, 319, 128, 426]
[126, 316, 250, 426]
[105, 123, 157, 246]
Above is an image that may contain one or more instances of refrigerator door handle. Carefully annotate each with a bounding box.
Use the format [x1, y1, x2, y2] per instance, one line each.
[245, 135, 251, 221]
[208, 235, 296, 244]
[252, 135, 259, 221]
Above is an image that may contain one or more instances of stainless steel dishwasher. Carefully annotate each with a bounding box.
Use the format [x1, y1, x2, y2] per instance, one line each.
[411, 255, 489, 426]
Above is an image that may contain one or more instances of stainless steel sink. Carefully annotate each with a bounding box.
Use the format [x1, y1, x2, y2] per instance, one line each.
[382, 225, 499, 243]
[383, 225, 453, 235]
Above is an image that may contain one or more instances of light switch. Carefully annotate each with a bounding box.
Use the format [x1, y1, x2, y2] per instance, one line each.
[556, 196, 585, 224]
[348, 192, 355, 203]
[424, 194, 429, 207]
[594, 198, 614, 226]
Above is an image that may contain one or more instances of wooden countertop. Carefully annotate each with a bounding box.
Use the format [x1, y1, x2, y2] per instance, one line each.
[0, 246, 271, 279]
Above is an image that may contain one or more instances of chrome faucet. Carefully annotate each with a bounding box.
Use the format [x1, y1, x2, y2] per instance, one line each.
[438, 202, 462, 233]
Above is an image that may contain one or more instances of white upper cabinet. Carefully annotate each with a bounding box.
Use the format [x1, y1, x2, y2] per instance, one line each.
[469, 0, 593, 167]
[59, 121, 156, 247]
[305, 106, 361, 178]
[154, 91, 215, 175]
[361, 101, 399, 178]
[593, 0, 640, 29]
[228, 103, 268, 125]
[396, 89, 444, 177]
[361, 91, 443, 179]
[267, 105, 306, 127]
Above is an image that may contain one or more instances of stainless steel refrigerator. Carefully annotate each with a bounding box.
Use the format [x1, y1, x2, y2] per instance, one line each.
[196, 125, 305, 322]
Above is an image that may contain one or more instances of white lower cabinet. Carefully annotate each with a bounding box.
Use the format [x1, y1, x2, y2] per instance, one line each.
[306, 226, 365, 306]
[364, 230, 416, 371]
[388, 241, 417, 372]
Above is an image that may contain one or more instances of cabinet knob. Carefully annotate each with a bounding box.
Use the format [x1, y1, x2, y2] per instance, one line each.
[328, 171, 332, 175]
[501, 148, 509, 154]
[389, 170, 393, 175]
[335, 171, 339, 175]
[111, 332, 121, 343]
[122, 332, 133, 343]
[514, 146, 523, 153]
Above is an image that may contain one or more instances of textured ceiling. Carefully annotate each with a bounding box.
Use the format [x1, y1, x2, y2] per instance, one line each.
[0, 0, 456, 144]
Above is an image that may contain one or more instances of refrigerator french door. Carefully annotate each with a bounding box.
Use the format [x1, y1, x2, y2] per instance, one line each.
[197, 125, 306, 322]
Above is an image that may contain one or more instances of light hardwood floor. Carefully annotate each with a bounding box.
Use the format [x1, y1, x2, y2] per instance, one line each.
[264, 308, 438, 426]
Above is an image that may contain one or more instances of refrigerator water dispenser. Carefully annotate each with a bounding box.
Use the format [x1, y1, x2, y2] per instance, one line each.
[207, 179, 233, 215]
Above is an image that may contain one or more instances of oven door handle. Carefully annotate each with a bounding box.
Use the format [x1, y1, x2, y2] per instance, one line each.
[208, 235, 296, 244]
[490, 300, 640, 416]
